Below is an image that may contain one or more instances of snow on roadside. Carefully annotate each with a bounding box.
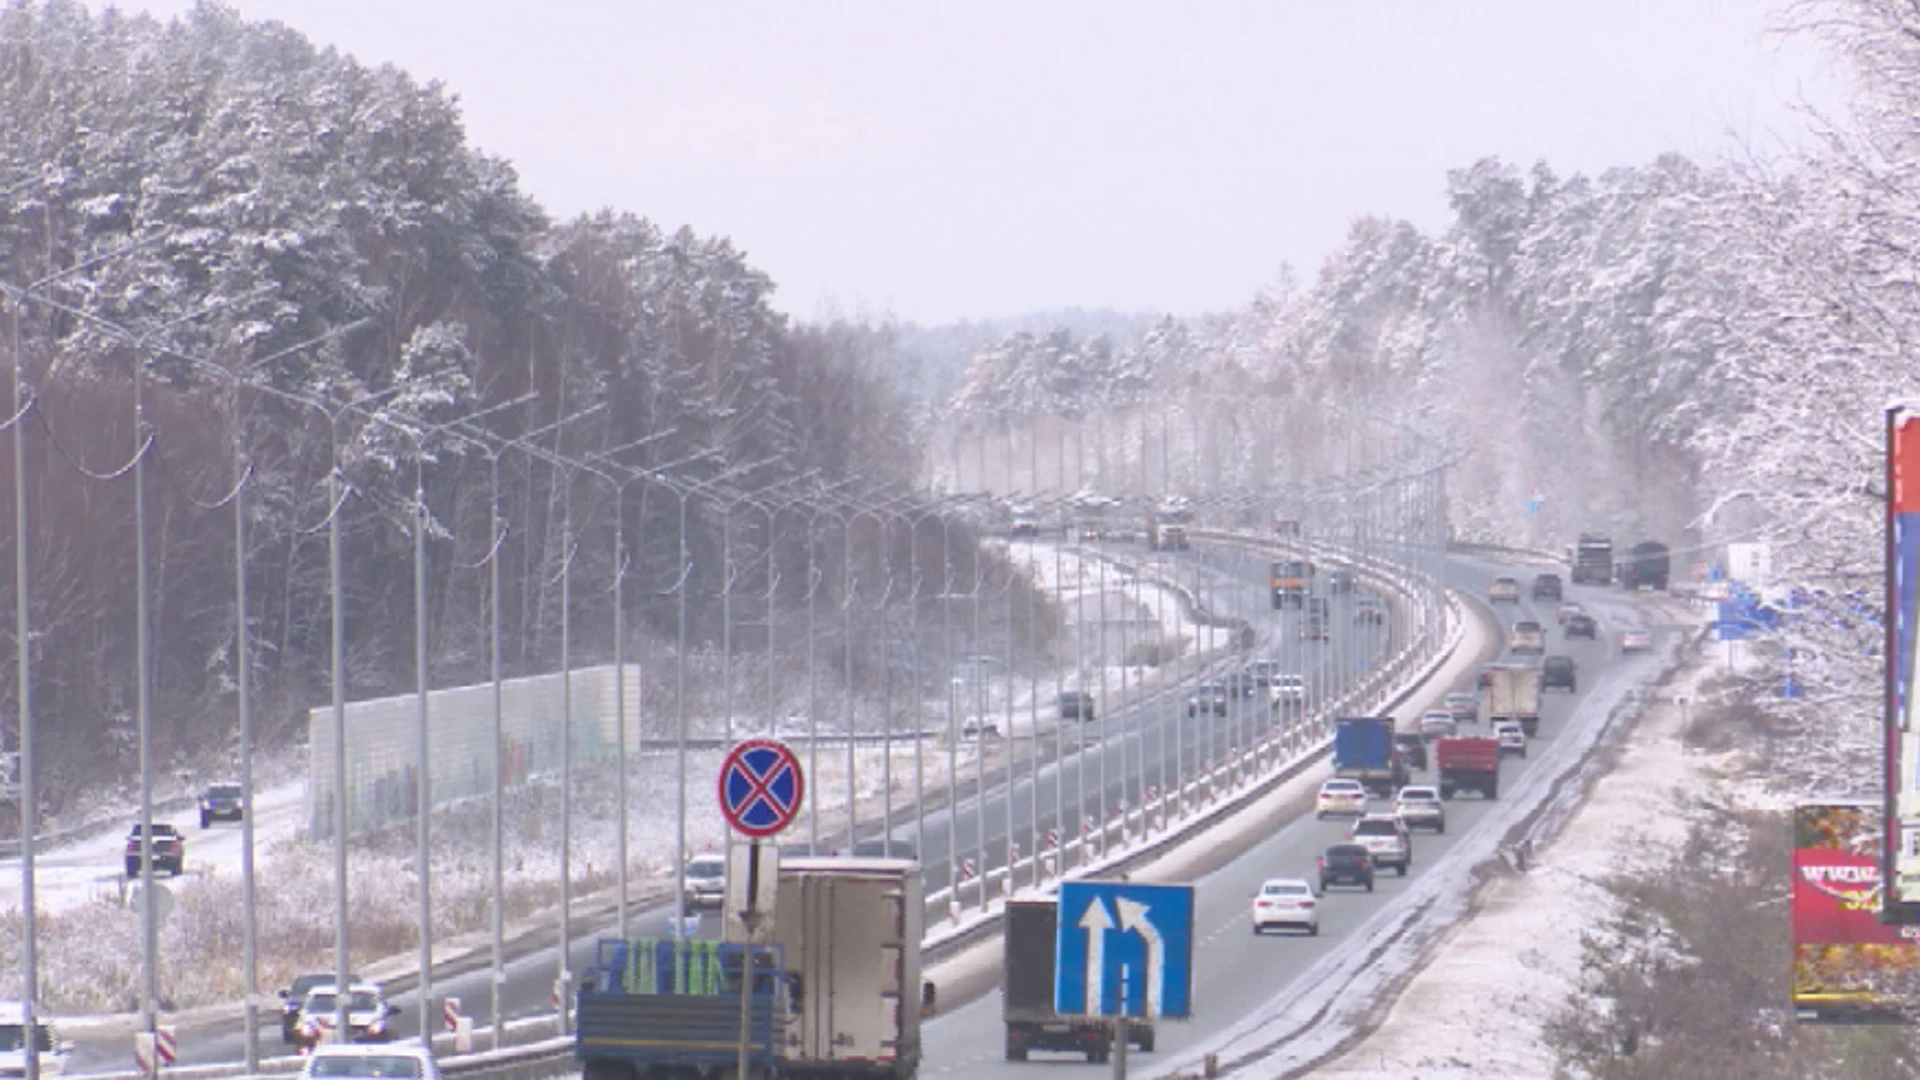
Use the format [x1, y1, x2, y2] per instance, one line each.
[1308, 636, 1722, 1079]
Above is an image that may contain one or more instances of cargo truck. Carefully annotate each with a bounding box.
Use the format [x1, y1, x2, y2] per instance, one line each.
[1332, 717, 1408, 797]
[1481, 663, 1542, 737]
[1569, 534, 1614, 585]
[1269, 559, 1315, 609]
[1433, 737, 1500, 799]
[578, 857, 925, 1079]
[1618, 541, 1670, 590]
[1002, 897, 1153, 1063]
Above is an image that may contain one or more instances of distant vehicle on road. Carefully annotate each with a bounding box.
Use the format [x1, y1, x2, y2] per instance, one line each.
[1619, 629, 1654, 653]
[1442, 691, 1478, 723]
[1250, 877, 1320, 936]
[1393, 786, 1446, 833]
[1508, 620, 1546, 656]
[291, 984, 400, 1052]
[1317, 843, 1376, 892]
[680, 852, 726, 911]
[1542, 654, 1577, 693]
[1009, 518, 1039, 539]
[1619, 541, 1671, 590]
[0, 1001, 70, 1077]
[1417, 710, 1458, 742]
[1531, 573, 1563, 601]
[1057, 691, 1096, 721]
[1348, 814, 1413, 876]
[198, 782, 245, 828]
[1434, 737, 1501, 800]
[1298, 615, 1331, 641]
[1315, 778, 1368, 819]
[1327, 569, 1356, 594]
[1488, 578, 1520, 603]
[299, 1043, 441, 1080]
[1494, 721, 1529, 759]
[1392, 732, 1428, 771]
[1354, 596, 1386, 625]
[1187, 682, 1230, 716]
[124, 823, 185, 878]
[1569, 534, 1614, 586]
[279, 973, 364, 1044]
[1270, 674, 1309, 712]
[1224, 671, 1262, 698]
[1564, 612, 1598, 640]
[1246, 659, 1283, 687]
[1557, 600, 1584, 625]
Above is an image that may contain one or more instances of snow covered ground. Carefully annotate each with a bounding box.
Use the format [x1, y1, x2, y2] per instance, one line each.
[1305, 615, 1720, 1079]
[0, 538, 1239, 1014]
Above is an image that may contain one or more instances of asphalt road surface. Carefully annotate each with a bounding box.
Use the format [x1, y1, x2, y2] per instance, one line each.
[64, 537, 1404, 1073]
[915, 557, 1676, 1077]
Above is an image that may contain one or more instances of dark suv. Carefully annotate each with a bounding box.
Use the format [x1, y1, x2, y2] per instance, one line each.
[1564, 613, 1598, 640]
[1318, 843, 1376, 892]
[1532, 574, 1563, 601]
[124, 823, 185, 878]
[1057, 691, 1095, 721]
[198, 782, 245, 828]
[1542, 655, 1577, 693]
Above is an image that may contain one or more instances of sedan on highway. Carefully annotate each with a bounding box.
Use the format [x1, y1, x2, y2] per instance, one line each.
[1443, 690, 1478, 723]
[1250, 877, 1320, 936]
[1557, 600, 1585, 625]
[1314, 778, 1368, 819]
[300, 1043, 441, 1080]
[1620, 629, 1654, 653]
[1393, 785, 1447, 833]
[1488, 577, 1520, 602]
[1495, 721, 1528, 759]
[1187, 683, 1231, 716]
[1565, 612, 1598, 639]
[1417, 710, 1457, 742]
[1317, 843, 1376, 892]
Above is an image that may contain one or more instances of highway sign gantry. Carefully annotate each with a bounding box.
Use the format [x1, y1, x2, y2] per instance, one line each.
[717, 738, 805, 839]
[1053, 881, 1194, 1019]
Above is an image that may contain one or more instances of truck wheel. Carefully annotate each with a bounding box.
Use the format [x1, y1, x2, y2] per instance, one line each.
[1005, 1045, 1027, 1062]
[1397, 863, 1408, 877]
[1088, 1047, 1108, 1064]
[1436, 823, 1446, 834]
[1365, 879, 1374, 892]
[583, 1059, 634, 1080]
[1138, 1032, 1155, 1052]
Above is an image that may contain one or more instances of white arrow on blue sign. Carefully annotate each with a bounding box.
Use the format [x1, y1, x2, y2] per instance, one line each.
[1053, 881, 1194, 1019]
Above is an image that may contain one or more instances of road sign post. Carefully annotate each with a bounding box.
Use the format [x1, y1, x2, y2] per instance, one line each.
[717, 739, 801, 1080]
[1053, 881, 1194, 1023]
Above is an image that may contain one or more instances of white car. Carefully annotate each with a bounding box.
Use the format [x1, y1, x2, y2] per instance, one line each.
[1494, 721, 1528, 759]
[1417, 710, 1457, 741]
[1347, 814, 1413, 875]
[301, 1043, 443, 1080]
[1557, 600, 1585, 626]
[1250, 877, 1320, 936]
[292, 985, 400, 1050]
[0, 1001, 69, 1077]
[681, 852, 727, 910]
[1392, 786, 1447, 834]
[1619, 629, 1654, 654]
[1315, 778, 1368, 819]
[1442, 691, 1478, 723]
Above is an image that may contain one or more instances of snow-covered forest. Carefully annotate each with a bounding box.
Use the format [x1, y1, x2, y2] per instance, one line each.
[0, 0, 1034, 810]
[936, 0, 1914, 789]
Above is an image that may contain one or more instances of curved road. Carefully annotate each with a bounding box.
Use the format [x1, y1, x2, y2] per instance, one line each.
[916, 557, 1679, 1076]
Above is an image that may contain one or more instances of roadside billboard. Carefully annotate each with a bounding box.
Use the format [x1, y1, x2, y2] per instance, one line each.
[1793, 801, 1919, 1021]
[1887, 406, 1920, 920]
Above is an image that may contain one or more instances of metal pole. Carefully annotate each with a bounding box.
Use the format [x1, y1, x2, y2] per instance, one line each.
[613, 482, 630, 941]
[135, 345, 159, 1039]
[844, 512, 857, 855]
[674, 490, 691, 980]
[330, 437, 351, 1040]
[412, 453, 433, 1035]
[943, 525, 958, 891]
[558, 486, 574, 1033]
[806, 508, 822, 851]
[489, 451, 506, 1046]
[10, 295, 40, 1080]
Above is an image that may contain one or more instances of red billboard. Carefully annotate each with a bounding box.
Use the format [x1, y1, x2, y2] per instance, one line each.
[1887, 407, 1920, 919]
[1793, 802, 1920, 1022]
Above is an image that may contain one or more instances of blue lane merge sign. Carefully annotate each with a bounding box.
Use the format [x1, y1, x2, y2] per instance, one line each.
[1054, 881, 1194, 1020]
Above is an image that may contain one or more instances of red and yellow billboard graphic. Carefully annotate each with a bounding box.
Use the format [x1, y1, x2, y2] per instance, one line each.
[1793, 802, 1920, 1021]
[1888, 407, 1920, 916]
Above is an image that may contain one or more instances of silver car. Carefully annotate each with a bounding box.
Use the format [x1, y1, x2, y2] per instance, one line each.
[1443, 691, 1478, 723]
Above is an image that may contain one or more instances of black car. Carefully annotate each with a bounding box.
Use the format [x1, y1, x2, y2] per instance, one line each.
[278, 972, 362, 1043]
[1392, 732, 1429, 771]
[1058, 691, 1096, 721]
[1532, 573, 1563, 601]
[1542, 655, 1577, 693]
[1299, 616, 1330, 642]
[198, 782, 245, 828]
[1318, 843, 1375, 892]
[1564, 613, 1598, 639]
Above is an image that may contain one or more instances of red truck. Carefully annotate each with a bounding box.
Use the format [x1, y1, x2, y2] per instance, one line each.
[1433, 737, 1500, 800]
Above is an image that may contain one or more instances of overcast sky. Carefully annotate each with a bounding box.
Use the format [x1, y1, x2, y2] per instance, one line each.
[115, 1, 1842, 325]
